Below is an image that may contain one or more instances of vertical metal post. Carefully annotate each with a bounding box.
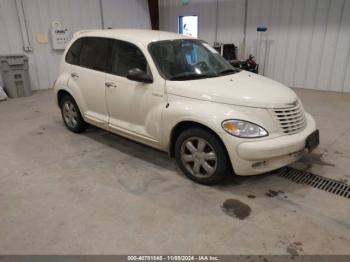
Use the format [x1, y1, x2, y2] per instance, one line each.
[262, 38, 272, 76]
[214, 0, 219, 43]
[242, 0, 248, 59]
[99, 0, 105, 29]
[15, 0, 32, 52]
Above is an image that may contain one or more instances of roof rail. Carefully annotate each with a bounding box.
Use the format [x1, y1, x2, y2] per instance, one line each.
[73, 29, 95, 38]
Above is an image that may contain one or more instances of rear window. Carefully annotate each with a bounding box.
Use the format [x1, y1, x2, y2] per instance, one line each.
[65, 38, 83, 65]
[65, 37, 112, 72]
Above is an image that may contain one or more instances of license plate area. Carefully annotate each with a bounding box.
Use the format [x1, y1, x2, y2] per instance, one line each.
[306, 129, 320, 152]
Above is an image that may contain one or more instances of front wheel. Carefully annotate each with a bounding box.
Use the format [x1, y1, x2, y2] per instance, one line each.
[175, 128, 230, 185]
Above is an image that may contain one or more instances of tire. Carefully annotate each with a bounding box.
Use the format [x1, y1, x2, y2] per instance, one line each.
[60, 95, 87, 133]
[175, 127, 230, 185]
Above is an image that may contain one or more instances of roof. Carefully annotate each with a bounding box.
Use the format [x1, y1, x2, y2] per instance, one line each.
[73, 29, 193, 46]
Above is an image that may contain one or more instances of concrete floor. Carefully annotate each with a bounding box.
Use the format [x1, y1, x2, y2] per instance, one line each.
[0, 88, 349, 255]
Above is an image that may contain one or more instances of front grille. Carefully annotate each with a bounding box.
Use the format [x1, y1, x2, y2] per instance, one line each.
[270, 101, 306, 135]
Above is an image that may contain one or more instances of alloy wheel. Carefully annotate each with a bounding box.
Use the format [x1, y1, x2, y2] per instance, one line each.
[62, 101, 78, 129]
[180, 137, 218, 178]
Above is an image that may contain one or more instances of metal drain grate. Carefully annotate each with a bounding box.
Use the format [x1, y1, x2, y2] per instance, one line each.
[276, 167, 350, 199]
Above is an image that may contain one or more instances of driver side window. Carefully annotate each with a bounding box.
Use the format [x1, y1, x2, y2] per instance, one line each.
[111, 40, 150, 77]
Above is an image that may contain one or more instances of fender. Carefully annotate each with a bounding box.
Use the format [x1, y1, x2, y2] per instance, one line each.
[161, 94, 278, 150]
[54, 72, 85, 119]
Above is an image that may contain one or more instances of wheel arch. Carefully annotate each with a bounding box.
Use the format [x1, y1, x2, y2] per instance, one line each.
[57, 89, 73, 107]
[168, 121, 230, 163]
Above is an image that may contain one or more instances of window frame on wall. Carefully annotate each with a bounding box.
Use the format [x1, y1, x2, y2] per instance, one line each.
[178, 15, 199, 38]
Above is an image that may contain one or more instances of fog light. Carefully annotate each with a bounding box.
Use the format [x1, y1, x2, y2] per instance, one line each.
[252, 161, 266, 169]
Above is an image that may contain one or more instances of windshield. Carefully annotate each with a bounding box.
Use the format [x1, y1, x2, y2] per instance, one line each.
[148, 39, 240, 81]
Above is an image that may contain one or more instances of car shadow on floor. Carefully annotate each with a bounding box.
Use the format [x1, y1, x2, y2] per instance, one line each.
[82, 126, 309, 198]
[83, 126, 177, 170]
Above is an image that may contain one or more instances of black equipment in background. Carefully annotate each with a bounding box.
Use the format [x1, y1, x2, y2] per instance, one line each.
[216, 43, 259, 74]
[222, 44, 237, 61]
[230, 55, 259, 74]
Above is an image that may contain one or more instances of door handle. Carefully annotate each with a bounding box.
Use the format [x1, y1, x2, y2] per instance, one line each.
[71, 72, 79, 79]
[105, 82, 117, 88]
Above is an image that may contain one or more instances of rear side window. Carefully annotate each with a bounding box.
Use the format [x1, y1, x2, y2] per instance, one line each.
[111, 40, 150, 77]
[65, 38, 83, 65]
[65, 37, 112, 72]
[79, 37, 111, 72]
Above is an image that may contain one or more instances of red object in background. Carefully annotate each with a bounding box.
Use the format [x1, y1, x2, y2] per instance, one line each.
[229, 54, 259, 74]
[246, 55, 257, 68]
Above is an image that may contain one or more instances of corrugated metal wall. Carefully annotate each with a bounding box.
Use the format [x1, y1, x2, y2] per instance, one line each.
[0, 0, 151, 90]
[22, 0, 102, 90]
[159, 0, 350, 93]
[1, 0, 349, 92]
[246, 0, 350, 92]
[0, 0, 23, 86]
[102, 0, 151, 29]
[0, 0, 23, 54]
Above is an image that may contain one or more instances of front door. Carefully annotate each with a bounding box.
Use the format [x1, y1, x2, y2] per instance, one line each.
[105, 40, 165, 147]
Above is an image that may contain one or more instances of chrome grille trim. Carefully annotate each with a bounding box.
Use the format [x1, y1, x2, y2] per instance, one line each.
[270, 101, 306, 135]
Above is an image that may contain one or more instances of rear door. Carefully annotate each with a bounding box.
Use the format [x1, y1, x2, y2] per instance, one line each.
[66, 37, 112, 126]
[105, 40, 166, 147]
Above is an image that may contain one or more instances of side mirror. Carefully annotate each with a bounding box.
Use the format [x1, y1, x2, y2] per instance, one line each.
[127, 68, 153, 83]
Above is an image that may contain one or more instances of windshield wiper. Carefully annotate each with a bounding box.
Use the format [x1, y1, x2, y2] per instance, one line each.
[169, 73, 217, 81]
[217, 68, 240, 76]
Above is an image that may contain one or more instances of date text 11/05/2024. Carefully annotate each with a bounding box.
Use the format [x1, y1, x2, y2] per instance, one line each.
[127, 256, 219, 261]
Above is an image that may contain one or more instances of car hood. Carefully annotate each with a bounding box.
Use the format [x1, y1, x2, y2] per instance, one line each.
[166, 71, 298, 109]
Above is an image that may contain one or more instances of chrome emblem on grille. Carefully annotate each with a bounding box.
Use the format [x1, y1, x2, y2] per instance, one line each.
[287, 100, 298, 107]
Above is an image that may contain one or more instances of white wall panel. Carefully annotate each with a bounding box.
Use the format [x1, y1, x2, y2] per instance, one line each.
[0, 0, 151, 90]
[159, 0, 350, 92]
[317, 0, 344, 91]
[0, 0, 22, 54]
[21, 0, 102, 90]
[102, 0, 151, 29]
[303, 0, 331, 90]
[245, 0, 350, 92]
[330, 0, 350, 92]
[217, 0, 245, 53]
[293, 0, 318, 89]
[0, 0, 23, 86]
[1, 0, 349, 92]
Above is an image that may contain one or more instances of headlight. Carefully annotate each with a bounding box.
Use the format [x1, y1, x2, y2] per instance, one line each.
[222, 120, 268, 138]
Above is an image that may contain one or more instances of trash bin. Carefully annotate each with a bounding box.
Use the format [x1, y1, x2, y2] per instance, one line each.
[0, 55, 31, 98]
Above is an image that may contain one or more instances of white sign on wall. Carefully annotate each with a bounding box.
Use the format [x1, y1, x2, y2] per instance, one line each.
[50, 21, 69, 50]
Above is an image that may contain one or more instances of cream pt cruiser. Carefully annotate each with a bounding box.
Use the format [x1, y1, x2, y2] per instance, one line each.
[54, 29, 319, 185]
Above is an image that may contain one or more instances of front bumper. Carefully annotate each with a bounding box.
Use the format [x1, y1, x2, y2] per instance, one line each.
[221, 113, 317, 176]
